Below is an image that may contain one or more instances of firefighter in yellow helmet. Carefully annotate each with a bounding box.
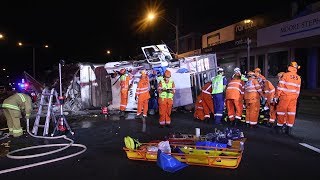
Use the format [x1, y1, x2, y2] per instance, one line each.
[157, 70, 175, 128]
[274, 61, 301, 135]
[2, 92, 32, 137]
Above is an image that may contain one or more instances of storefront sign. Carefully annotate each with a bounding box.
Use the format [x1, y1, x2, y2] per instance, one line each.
[258, 11, 320, 47]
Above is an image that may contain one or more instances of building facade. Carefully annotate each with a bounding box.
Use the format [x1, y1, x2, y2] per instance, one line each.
[201, 8, 320, 89]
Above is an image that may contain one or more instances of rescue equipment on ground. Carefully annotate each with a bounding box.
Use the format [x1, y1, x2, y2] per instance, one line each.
[123, 130, 245, 169]
[157, 149, 188, 173]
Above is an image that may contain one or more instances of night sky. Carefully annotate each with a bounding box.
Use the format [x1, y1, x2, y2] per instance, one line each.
[0, 0, 314, 82]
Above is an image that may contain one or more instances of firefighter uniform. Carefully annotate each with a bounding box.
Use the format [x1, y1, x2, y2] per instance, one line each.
[225, 74, 244, 125]
[136, 71, 150, 118]
[244, 72, 262, 126]
[275, 62, 301, 133]
[2, 93, 32, 137]
[158, 70, 175, 127]
[200, 82, 214, 120]
[211, 68, 227, 125]
[119, 69, 132, 115]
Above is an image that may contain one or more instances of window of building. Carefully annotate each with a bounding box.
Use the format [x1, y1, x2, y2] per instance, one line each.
[239, 57, 248, 74]
[249, 56, 255, 71]
[267, 51, 288, 77]
[239, 56, 254, 74]
[257, 55, 265, 75]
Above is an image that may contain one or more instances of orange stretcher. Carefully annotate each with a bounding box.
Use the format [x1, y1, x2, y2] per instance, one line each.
[123, 138, 246, 169]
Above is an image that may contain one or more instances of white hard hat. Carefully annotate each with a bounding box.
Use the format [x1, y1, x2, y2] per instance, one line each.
[234, 67, 240, 72]
[217, 67, 224, 72]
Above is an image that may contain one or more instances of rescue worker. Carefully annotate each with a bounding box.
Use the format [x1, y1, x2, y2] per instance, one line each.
[244, 71, 263, 128]
[225, 71, 244, 127]
[261, 78, 275, 124]
[2, 92, 32, 137]
[265, 72, 283, 126]
[135, 70, 150, 119]
[193, 95, 205, 121]
[148, 70, 158, 115]
[158, 70, 175, 128]
[119, 68, 132, 117]
[254, 67, 266, 82]
[234, 67, 248, 81]
[274, 62, 301, 135]
[211, 67, 227, 125]
[200, 81, 214, 123]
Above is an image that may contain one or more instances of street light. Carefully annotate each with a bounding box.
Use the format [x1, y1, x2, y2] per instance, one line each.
[146, 12, 179, 56]
[0, 33, 4, 39]
[18, 41, 49, 78]
[106, 50, 111, 54]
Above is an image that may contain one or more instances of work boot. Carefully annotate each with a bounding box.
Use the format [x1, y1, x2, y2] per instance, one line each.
[274, 126, 282, 134]
[267, 122, 274, 128]
[120, 111, 126, 117]
[135, 114, 142, 119]
[285, 126, 293, 136]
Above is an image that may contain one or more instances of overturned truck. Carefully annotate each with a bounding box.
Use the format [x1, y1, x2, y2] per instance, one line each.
[77, 44, 218, 112]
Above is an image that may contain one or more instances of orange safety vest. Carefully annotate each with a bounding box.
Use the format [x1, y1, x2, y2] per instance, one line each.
[136, 76, 150, 100]
[276, 71, 301, 99]
[244, 79, 262, 102]
[226, 79, 244, 100]
[201, 82, 212, 96]
[120, 74, 131, 91]
[262, 80, 275, 102]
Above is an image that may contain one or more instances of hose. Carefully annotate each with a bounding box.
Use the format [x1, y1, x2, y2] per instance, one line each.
[0, 119, 87, 175]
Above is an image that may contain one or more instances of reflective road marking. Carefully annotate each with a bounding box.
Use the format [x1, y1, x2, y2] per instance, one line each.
[299, 143, 320, 153]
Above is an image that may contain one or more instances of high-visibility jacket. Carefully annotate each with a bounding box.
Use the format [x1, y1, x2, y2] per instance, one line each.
[226, 79, 244, 100]
[212, 75, 225, 94]
[262, 80, 275, 103]
[2, 93, 32, 118]
[120, 74, 131, 91]
[275, 70, 301, 99]
[158, 79, 175, 99]
[136, 76, 150, 101]
[257, 74, 266, 81]
[244, 78, 262, 102]
[201, 82, 212, 96]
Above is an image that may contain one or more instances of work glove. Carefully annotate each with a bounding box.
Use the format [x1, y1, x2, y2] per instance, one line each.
[260, 97, 266, 105]
[273, 98, 279, 104]
[92, 82, 98, 87]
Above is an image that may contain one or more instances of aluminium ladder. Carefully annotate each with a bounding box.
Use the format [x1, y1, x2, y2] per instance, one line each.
[32, 88, 59, 136]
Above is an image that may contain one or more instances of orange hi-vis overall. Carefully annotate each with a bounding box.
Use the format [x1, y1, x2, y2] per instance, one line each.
[244, 79, 262, 125]
[275, 67, 301, 127]
[225, 79, 244, 122]
[262, 80, 276, 123]
[194, 95, 205, 121]
[158, 79, 175, 125]
[120, 74, 131, 111]
[200, 82, 214, 118]
[136, 76, 150, 117]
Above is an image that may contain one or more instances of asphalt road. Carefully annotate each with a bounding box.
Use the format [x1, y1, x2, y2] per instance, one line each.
[0, 111, 319, 179]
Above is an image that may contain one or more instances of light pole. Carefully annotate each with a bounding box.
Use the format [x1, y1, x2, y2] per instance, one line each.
[146, 12, 179, 56]
[18, 42, 49, 78]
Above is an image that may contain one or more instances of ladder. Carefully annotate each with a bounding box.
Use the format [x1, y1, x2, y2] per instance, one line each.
[32, 88, 59, 136]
